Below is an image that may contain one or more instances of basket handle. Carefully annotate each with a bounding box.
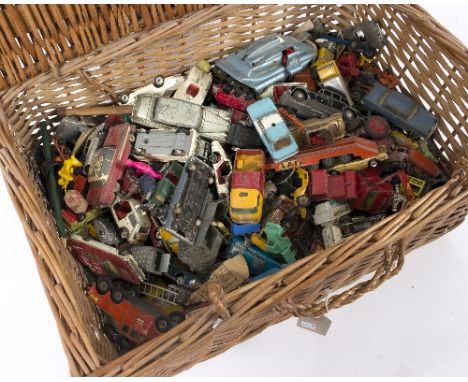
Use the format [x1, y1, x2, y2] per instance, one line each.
[275, 238, 408, 318]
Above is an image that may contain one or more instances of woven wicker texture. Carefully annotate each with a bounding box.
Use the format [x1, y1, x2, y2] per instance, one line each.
[0, 4, 466, 377]
[0, 4, 208, 90]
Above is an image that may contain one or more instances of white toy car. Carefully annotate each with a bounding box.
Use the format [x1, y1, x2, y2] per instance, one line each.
[110, 198, 151, 244]
[209, 141, 232, 198]
[118, 74, 184, 105]
[172, 60, 213, 105]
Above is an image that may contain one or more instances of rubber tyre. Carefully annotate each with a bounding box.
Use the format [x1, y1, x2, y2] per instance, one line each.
[154, 75, 165, 88]
[96, 278, 111, 295]
[155, 317, 171, 333]
[169, 312, 184, 327]
[111, 288, 124, 304]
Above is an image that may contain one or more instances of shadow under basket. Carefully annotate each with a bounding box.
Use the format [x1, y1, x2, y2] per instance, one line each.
[0, 4, 467, 377]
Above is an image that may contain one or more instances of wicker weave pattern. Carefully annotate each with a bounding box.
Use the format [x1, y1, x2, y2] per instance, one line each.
[0, 4, 466, 377]
[0, 4, 208, 90]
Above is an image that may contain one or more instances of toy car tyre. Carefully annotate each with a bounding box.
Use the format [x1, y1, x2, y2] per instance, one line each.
[111, 288, 124, 304]
[365, 115, 390, 139]
[339, 154, 353, 163]
[120, 227, 129, 239]
[342, 108, 356, 121]
[96, 278, 111, 295]
[119, 93, 129, 104]
[128, 133, 135, 143]
[368, 159, 379, 168]
[175, 127, 190, 135]
[113, 182, 121, 193]
[321, 157, 336, 167]
[350, 88, 365, 102]
[171, 149, 186, 156]
[155, 316, 171, 333]
[296, 194, 311, 207]
[153, 75, 165, 88]
[222, 83, 233, 94]
[292, 87, 308, 101]
[245, 91, 255, 100]
[169, 312, 184, 326]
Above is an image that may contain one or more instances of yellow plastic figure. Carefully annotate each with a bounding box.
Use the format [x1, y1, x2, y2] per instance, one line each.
[58, 154, 83, 190]
[293, 168, 311, 219]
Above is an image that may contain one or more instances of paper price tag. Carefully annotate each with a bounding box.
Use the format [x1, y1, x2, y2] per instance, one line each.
[297, 316, 331, 336]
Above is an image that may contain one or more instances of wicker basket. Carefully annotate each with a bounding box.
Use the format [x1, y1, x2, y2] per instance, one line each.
[0, 4, 467, 377]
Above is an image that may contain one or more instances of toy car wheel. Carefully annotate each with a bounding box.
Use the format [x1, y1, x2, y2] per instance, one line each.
[169, 312, 184, 326]
[321, 157, 336, 167]
[368, 159, 379, 168]
[209, 153, 219, 163]
[119, 93, 129, 104]
[113, 183, 121, 193]
[155, 317, 171, 333]
[365, 115, 390, 139]
[350, 88, 365, 103]
[245, 91, 255, 100]
[111, 288, 124, 304]
[234, 88, 243, 98]
[153, 75, 165, 88]
[175, 127, 190, 135]
[342, 108, 356, 121]
[128, 133, 136, 143]
[96, 278, 111, 295]
[222, 83, 233, 94]
[339, 154, 353, 163]
[292, 88, 308, 101]
[120, 227, 129, 239]
[296, 194, 311, 207]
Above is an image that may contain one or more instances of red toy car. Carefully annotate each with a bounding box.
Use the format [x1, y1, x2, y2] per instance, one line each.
[309, 169, 359, 201]
[86, 281, 177, 345]
[86, 123, 135, 208]
[211, 82, 256, 111]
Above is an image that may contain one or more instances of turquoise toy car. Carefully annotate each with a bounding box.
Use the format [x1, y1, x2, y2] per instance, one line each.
[247, 98, 299, 163]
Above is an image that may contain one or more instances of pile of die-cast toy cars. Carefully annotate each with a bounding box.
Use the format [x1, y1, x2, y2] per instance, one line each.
[34, 18, 450, 352]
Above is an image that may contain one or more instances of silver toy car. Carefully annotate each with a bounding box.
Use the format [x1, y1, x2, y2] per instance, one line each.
[132, 95, 232, 142]
[133, 128, 199, 162]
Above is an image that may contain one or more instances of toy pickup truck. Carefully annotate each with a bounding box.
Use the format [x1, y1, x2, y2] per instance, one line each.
[266, 136, 381, 171]
[86, 123, 135, 208]
[229, 149, 266, 224]
[132, 95, 232, 142]
[172, 60, 213, 105]
[247, 98, 299, 163]
[362, 82, 438, 139]
[214, 33, 317, 94]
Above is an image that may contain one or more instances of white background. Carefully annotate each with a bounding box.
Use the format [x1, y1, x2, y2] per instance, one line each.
[0, 3, 467, 377]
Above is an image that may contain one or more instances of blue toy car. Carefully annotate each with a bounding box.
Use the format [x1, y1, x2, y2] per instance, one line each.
[225, 237, 283, 280]
[214, 33, 317, 93]
[362, 82, 438, 139]
[247, 98, 299, 162]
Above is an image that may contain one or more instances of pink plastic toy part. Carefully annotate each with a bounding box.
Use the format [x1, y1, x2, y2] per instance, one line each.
[125, 159, 162, 180]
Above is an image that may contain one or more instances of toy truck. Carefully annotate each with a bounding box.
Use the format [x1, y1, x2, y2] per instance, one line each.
[353, 168, 394, 214]
[86, 123, 135, 208]
[229, 149, 266, 224]
[86, 281, 179, 345]
[309, 169, 359, 201]
[132, 95, 232, 142]
[362, 82, 438, 139]
[67, 235, 145, 284]
[247, 98, 299, 162]
[164, 156, 215, 245]
[266, 136, 381, 171]
[214, 33, 317, 93]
